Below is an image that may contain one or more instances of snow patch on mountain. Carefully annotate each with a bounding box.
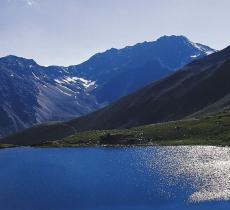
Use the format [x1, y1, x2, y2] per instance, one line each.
[55, 76, 96, 89]
[190, 54, 199, 58]
[190, 42, 216, 55]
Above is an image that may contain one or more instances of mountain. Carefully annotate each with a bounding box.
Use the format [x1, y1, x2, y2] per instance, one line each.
[71, 35, 215, 103]
[71, 45, 230, 130]
[0, 55, 100, 137]
[1, 45, 229, 146]
[0, 35, 215, 137]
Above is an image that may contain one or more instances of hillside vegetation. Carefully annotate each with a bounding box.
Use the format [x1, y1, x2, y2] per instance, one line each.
[35, 110, 230, 147]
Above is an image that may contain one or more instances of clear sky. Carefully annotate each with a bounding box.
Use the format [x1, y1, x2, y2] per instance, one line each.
[0, 0, 230, 66]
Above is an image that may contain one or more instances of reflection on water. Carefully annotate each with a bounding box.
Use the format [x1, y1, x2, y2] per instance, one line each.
[0, 146, 230, 210]
[137, 146, 230, 202]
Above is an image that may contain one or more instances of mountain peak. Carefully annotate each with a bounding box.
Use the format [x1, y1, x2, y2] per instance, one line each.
[0, 55, 38, 67]
[156, 35, 189, 42]
[155, 35, 216, 56]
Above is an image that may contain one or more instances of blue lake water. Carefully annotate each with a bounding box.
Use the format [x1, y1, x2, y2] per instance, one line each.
[0, 146, 230, 210]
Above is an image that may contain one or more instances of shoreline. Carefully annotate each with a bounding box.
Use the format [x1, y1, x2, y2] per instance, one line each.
[1, 142, 228, 150]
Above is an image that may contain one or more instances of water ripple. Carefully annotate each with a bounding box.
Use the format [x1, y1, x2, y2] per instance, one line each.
[137, 146, 230, 202]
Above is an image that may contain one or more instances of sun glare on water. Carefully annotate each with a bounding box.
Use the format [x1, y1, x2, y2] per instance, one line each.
[138, 146, 230, 203]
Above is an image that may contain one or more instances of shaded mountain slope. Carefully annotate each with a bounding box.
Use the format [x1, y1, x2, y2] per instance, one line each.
[69, 50, 230, 130]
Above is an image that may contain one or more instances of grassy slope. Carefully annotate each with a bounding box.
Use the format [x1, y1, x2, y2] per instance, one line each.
[37, 110, 230, 147]
[0, 144, 15, 149]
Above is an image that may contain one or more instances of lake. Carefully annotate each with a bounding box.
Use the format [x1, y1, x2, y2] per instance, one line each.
[0, 146, 230, 210]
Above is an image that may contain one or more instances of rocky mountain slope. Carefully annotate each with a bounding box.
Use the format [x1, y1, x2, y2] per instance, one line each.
[0, 56, 99, 136]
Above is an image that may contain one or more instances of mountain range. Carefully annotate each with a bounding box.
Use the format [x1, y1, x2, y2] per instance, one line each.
[0, 35, 215, 137]
[2, 42, 230, 146]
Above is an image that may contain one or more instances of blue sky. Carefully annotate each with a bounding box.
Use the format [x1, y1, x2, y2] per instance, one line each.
[0, 0, 229, 66]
